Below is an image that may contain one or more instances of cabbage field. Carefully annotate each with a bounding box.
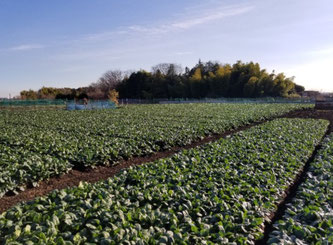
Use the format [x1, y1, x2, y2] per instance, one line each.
[0, 118, 329, 244]
[0, 103, 310, 197]
[1, 103, 332, 244]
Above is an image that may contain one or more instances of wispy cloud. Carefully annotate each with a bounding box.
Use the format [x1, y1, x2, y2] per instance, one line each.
[170, 51, 193, 56]
[83, 30, 129, 41]
[171, 5, 254, 29]
[9, 44, 44, 51]
[54, 49, 123, 61]
[83, 3, 254, 41]
[127, 25, 169, 35]
[128, 4, 253, 35]
[51, 2, 254, 62]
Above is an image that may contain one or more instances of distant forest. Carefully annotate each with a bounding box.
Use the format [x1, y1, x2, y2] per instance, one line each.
[20, 60, 305, 100]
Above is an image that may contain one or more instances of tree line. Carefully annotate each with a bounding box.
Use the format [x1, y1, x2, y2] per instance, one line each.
[20, 60, 305, 100]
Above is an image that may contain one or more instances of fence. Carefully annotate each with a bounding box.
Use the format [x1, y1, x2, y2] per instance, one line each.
[0, 99, 66, 107]
[0, 97, 314, 109]
[0, 99, 116, 111]
[119, 97, 315, 105]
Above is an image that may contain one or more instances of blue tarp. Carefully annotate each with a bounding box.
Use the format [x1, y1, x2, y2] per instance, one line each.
[66, 101, 116, 110]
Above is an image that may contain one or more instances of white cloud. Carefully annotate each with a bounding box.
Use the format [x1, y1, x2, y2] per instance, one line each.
[172, 51, 193, 56]
[171, 5, 254, 29]
[48, 2, 255, 64]
[82, 3, 254, 41]
[129, 4, 253, 35]
[83, 30, 129, 41]
[127, 25, 169, 35]
[9, 44, 44, 51]
[53, 49, 123, 61]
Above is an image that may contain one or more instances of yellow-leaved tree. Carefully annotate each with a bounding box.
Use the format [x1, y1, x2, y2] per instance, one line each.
[108, 89, 119, 105]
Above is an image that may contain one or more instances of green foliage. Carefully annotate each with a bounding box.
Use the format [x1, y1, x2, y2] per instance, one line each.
[20, 90, 38, 100]
[0, 103, 311, 197]
[19, 61, 305, 100]
[190, 67, 202, 81]
[117, 60, 304, 99]
[268, 134, 333, 244]
[0, 118, 328, 243]
[0, 145, 72, 197]
[20, 87, 87, 100]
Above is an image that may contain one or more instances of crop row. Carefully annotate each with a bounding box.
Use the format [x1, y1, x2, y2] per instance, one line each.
[0, 118, 328, 244]
[268, 133, 333, 244]
[0, 104, 310, 197]
[0, 144, 72, 197]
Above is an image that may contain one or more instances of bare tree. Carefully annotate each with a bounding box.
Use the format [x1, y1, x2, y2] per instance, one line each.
[151, 63, 183, 76]
[96, 70, 124, 93]
[87, 87, 105, 100]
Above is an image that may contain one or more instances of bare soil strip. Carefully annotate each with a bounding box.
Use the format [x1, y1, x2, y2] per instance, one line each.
[256, 109, 333, 244]
[0, 108, 331, 215]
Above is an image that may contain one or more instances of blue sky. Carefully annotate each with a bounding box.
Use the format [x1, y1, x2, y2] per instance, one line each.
[0, 0, 333, 97]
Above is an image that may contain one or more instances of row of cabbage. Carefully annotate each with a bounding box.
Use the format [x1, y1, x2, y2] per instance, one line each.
[0, 104, 310, 197]
[268, 133, 333, 244]
[0, 118, 328, 244]
[0, 144, 72, 197]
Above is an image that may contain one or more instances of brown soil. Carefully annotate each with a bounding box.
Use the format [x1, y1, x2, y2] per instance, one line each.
[0, 108, 332, 215]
